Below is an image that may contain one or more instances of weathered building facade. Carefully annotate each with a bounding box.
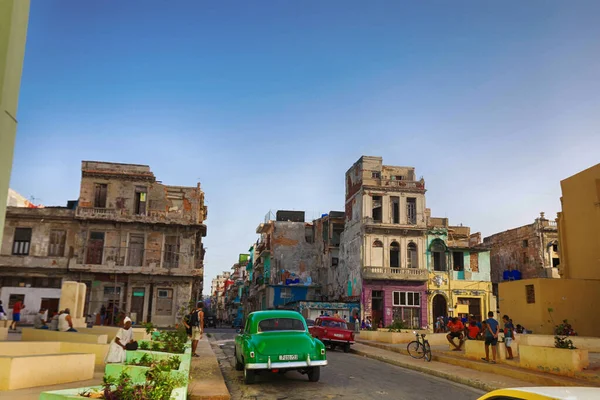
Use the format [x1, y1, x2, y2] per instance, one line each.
[339, 156, 429, 328]
[0, 161, 207, 327]
[246, 211, 321, 312]
[483, 213, 560, 295]
[312, 211, 345, 301]
[426, 217, 493, 326]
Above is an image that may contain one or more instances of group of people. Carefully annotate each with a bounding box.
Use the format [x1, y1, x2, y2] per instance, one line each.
[445, 312, 517, 363]
[34, 308, 78, 332]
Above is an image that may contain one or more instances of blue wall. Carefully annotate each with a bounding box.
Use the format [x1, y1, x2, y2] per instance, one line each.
[272, 286, 310, 307]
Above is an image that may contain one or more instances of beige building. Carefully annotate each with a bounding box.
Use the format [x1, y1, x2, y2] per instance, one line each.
[0, 161, 207, 327]
[339, 156, 429, 328]
[0, 0, 30, 245]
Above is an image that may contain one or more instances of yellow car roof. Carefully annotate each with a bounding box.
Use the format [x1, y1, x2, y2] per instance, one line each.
[478, 387, 600, 400]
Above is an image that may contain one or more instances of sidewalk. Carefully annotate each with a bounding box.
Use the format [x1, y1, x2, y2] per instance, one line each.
[188, 336, 231, 400]
[353, 339, 600, 392]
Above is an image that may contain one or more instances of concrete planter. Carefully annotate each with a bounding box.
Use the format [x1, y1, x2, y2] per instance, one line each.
[106, 349, 190, 384]
[518, 334, 600, 353]
[519, 345, 589, 376]
[464, 339, 519, 362]
[39, 385, 187, 400]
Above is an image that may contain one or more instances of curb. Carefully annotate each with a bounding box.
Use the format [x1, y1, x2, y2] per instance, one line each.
[350, 347, 497, 392]
[188, 337, 231, 400]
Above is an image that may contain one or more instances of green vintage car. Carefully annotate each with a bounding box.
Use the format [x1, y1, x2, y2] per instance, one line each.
[234, 310, 327, 384]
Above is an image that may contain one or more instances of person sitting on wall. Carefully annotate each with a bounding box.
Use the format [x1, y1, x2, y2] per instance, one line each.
[49, 311, 61, 331]
[58, 308, 77, 332]
[34, 308, 49, 329]
[105, 317, 136, 363]
[447, 317, 465, 350]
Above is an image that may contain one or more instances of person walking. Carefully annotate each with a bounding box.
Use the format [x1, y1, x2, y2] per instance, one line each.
[482, 311, 500, 363]
[189, 302, 205, 357]
[9, 299, 25, 331]
[503, 315, 515, 360]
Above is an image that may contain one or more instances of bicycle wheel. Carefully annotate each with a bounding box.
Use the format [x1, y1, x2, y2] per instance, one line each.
[407, 341, 425, 359]
[424, 341, 432, 362]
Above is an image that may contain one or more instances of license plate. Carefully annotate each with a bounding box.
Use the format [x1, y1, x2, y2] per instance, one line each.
[278, 354, 298, 361]
[334, 334, 344, 338]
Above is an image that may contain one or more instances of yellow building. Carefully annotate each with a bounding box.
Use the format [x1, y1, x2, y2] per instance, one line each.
[426, 220, 494, 328]
[0, 0, 30, 243]
[499, 163, 600, 337]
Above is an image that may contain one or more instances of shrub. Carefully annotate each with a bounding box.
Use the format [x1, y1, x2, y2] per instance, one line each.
[387, 319, 409, 332]
[554, 319, 578, 336]
[555, 336, 577, 349]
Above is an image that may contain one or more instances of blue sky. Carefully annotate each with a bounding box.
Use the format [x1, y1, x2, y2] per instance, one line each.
[11, 1, 600, 294]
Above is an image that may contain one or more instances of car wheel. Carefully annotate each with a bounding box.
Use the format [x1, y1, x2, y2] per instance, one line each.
[244, 368, 256, 384]
[234, 349, 244, 371]
[308, 366, 320, 382]
[343, 343, 350, 353]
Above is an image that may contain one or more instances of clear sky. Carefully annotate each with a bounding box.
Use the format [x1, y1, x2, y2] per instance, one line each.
[10, 0, 600, 294]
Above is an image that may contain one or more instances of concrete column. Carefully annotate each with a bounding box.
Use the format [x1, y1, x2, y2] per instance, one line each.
[76, 282, 86, 318]
[59, 281, 79, 314]
[382, 195, 390, 223]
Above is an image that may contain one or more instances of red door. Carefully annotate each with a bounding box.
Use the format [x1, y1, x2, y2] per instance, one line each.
[86, 232, 105, 264]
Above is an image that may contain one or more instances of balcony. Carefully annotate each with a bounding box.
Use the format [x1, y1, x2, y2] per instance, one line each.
[75, 207, 206, 229]
[362, 266, 428, 281]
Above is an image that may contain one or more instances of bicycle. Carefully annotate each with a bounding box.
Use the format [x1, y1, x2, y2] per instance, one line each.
[407, 331, 432, 362]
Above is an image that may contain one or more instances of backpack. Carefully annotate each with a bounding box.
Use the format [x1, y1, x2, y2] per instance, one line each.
[189, 310, 201, 327]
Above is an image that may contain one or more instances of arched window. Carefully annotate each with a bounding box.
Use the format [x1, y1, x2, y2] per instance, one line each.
[407, 242, 418, 268]
[431, 240, 447, 271]
[372, 240, 384, 267]
[390, 241, 400, 268]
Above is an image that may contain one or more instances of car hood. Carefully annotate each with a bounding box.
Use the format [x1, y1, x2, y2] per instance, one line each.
[251, 331, 316, 356]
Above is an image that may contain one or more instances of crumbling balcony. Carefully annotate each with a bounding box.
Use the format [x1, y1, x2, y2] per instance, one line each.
[362, 266, 428, 281]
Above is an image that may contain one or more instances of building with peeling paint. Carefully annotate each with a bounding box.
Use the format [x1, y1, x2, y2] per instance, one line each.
[0, 161, 207, 327]
[339, 156, 429, 328]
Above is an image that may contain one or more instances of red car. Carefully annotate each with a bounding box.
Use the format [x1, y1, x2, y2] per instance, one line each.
[309, 316, 355, 353]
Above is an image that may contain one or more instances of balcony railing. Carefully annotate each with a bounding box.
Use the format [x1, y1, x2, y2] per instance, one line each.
[75, 207, 203, 225]
[73, 245, 198, 271]
[362, 266, 428, 281]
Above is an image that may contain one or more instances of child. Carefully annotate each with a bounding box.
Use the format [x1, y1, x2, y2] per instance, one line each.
[503, 315, 515, 360]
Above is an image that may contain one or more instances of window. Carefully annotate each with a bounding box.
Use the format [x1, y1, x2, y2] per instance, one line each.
[48, 230, 66, 257]
[258, 318, 305, 332]
[391, 175, 404, 181]
[552, 258, 560, 268]
[372, 196, 382, 222]
[372, 172, 381, 179]
[94, 184, 108, 208]
[373, 240, 383, 248]
[103, 286, 121, 296]
[305, 226, 314, 243]
[280, 288, 292, 299]
[431, 241, 446, 271]
[393, 291, 420, 307]
[163, 236, 180, 268]
[8, 294, 25, 308]
[407, 198, 417, 224]
[391, 197, 400, 224]
[134, 187, 147, 215]
[12, 228, 32, 255]
[407, 242, 418, 268]
[331, 224, 343, 247]
[331, 257, 339, 267]
[526, 285, 535, 304]
[86, 232, 105, 264]
[127, 234, 145, 266]
[390, 241, 400, 268]
[453, 252, 464, 271]
[522, 239, 529, 248]
[156, 288, 173, 315]
[552, 243, 558, 252]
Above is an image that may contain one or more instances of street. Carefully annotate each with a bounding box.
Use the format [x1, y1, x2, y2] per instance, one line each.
[207, 329, 485, 400]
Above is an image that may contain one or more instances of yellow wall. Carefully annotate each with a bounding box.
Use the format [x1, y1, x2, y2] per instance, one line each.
[499, 278, 600, 337]
[0, 0, 30, 243]
[557, 163, 600, 280]
[427, 272, 492, 327]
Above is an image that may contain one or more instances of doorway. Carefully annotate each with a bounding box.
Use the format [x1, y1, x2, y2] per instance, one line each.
[371, 290, 384, 327]
[86, 232, 105, 264]
[131, 288, 146, 324]
[41, 298, 59, 316]
[432, 294, 447, 320]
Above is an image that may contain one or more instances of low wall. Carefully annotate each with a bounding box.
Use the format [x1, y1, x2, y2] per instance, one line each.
[464, 340, 519, 362]
[519, 345, 589, 376]
[79, 326, 149, 342]
[0, 327, 7, 341]
[0, 353, 95, 390]
[0, 341, 109, 365]
[360, 331, 448, 345]
[21, 328, 108, 344]
[518, 334, 600, 352]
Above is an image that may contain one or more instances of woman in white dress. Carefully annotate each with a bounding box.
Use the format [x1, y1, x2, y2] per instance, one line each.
[104, 317, 135, 363]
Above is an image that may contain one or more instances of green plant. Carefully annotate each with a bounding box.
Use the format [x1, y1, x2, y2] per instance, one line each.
[139, 341, 150, 350]
[151, 341, 162, 351]
[555, 335, 577, 349]
[555, 319, 578, 336]
[143, 322, 156, 335]
[387, 319, 408, 332]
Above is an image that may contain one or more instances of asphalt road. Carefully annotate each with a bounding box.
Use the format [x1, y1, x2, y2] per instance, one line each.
[206, 328, 485, 400]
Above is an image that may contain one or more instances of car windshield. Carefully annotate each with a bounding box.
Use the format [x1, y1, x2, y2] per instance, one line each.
[323, 320, 347, 329]
[258, 318, 305, 332]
